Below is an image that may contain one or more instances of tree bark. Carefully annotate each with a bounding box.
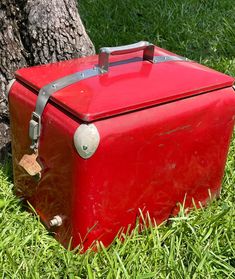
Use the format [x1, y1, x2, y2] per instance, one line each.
[0, 0, 95, 161]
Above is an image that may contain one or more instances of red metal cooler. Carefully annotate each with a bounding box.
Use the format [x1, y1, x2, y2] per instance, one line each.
[8, 41, 235, 251]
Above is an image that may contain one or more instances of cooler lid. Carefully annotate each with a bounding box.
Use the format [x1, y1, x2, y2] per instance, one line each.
[15, 42, 234, 122]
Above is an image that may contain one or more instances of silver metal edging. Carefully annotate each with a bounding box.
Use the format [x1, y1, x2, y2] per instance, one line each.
[153, 55, 189, 63]
[28, 55, 190, 150]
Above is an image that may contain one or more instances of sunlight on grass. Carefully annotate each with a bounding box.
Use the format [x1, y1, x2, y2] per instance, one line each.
[79, 0, 235, 72]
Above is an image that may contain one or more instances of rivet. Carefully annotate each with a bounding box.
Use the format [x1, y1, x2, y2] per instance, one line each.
[82, 145, 88, 151]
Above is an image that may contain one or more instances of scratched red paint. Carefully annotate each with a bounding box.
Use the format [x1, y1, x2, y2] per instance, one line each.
[9, 45, 235, 251]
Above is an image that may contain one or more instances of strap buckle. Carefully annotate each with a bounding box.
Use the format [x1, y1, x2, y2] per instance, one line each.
[29, 112, 41, 150]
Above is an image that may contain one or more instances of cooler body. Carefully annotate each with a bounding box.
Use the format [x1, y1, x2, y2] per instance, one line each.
[9, 82, 235, 250]
[8, 42, 235, 250]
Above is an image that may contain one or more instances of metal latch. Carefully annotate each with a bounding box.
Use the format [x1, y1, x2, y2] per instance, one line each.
[29, 112, 41, 150]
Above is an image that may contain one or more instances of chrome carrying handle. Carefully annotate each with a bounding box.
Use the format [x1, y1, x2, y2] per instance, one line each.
[98, 41, 155, 73]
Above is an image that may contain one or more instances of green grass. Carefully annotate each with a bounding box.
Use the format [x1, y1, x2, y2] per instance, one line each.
[1, 0, 235, 277]
[80, 0, 235, 75]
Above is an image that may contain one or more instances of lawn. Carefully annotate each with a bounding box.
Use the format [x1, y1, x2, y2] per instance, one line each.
[1, 0, 235, 278]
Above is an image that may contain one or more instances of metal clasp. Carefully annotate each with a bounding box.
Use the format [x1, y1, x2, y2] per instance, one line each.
[29, 112, 41, 150]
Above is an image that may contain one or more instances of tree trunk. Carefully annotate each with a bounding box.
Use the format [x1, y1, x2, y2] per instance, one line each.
[0, 0, 95, 161]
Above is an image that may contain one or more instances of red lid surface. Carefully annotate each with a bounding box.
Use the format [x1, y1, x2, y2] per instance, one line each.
[15, 46, 234, 122]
